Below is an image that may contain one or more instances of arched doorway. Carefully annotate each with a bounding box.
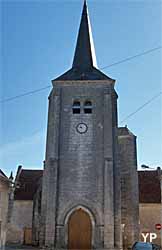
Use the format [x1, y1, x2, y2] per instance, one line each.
[68, 208, 92, 249]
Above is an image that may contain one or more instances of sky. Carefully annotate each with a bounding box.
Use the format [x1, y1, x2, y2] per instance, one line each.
[1, 0, 162, 177]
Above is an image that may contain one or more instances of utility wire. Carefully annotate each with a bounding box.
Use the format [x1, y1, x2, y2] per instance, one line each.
[0, 45, 161, 104]
[100, 46, 162, 70]
[0, 85, 51, 103]
[120, 92, 162, 123]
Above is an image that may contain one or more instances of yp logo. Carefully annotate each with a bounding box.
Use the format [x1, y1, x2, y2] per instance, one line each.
[141, 233, 157, 242]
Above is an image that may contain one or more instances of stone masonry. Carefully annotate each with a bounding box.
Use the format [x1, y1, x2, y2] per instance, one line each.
[118, 128, 139, 249]
[38, 1, 139, 250]
[40, 79, 122, 250]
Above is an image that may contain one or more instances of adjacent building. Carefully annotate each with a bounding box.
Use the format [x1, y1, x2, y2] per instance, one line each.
[139, 170, 161, 246]
[6, 166, 42, 246]
[0, 170, 10, 250]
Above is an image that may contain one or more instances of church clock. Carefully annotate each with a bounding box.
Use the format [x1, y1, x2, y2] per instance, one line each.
[76, 123, 88, 134]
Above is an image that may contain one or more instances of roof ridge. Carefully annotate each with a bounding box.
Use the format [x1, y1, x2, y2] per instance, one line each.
[0, 169, 8, 178]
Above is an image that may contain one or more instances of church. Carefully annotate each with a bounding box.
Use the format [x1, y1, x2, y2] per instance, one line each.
[34, 1, 139, 249]
[6, 1, 140, 250]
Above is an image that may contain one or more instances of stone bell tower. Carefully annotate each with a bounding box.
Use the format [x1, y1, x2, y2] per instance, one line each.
[40, 1, 122, 249]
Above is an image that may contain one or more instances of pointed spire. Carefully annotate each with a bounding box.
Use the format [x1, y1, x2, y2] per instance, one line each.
[53, 0, 113, 81]
[72, 0, 97, 70]
[9, 171, 13, 181]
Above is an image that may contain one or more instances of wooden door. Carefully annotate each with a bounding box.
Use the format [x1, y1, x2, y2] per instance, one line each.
[68, 208, 92, 250]
[24, 228, 32, 245]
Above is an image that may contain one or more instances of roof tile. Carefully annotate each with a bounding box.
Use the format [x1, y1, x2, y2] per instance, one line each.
[138, 171, 161, 203]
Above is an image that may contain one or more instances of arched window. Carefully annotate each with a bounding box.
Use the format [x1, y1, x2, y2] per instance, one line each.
[72, 101, 80, 114]
[84, 101, 92, 114]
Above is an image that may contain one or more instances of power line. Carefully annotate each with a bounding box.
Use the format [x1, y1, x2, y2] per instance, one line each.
[120, 92, 162, 123]
[0, 85, 51, 103]
[0, 45, 161, 104]
[100, 46, 162, 70]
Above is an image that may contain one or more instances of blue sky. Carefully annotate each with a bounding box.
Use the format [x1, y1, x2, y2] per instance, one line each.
[1, 0, 162, 177]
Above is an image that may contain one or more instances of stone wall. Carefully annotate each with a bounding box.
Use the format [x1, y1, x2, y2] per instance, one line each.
[6, 200, 33, 245]
[139, 203, 161, 245]
[118, 128, 139, 249]
[0, 179, 9, 250]
[40, 80, 122, 249]
[32, 182, 42, 246]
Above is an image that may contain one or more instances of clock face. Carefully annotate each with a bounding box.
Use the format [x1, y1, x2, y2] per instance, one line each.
[76, 123, 88, 134]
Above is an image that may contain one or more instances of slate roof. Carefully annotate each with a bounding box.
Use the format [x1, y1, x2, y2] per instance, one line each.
[13, 168, 161, 203]
[73, 0, 97, 70]
[0, 169, 8, 178]
[54, 67, 113, 81]
[138, 170, 161, 203]
[14, 169, 43, 200]
[118, 127, 136, 137]
[53, 1, 113, 82]
[0, 169, 10, 182]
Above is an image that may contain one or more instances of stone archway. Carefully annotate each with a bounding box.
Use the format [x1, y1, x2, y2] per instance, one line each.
[68, 208, 92, 250]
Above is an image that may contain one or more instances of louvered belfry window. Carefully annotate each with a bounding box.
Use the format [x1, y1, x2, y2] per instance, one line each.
[72, 101, 81, 114]
[84, 101, 92, 114]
